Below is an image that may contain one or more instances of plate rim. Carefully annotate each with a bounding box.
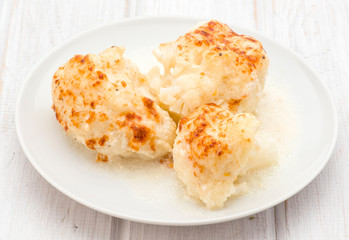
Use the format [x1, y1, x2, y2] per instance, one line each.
[15, 16, 338, 226]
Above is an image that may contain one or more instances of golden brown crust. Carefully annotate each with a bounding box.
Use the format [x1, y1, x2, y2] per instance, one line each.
[98, 135, 109, 146]
[86, 138, 97, 149]
[52, 46, 176, 159]
[173, 104, 262, 208]
[96, 153, 109, 162]
[142, 97, 159, 122]
[178, 104, 233, 161]
[114, 112, 154, 151]
[178, 20, 267, 75]
[153, 20, 269, 117]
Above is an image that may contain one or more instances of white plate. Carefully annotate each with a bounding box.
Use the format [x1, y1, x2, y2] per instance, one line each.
[16, 17, 337, 226]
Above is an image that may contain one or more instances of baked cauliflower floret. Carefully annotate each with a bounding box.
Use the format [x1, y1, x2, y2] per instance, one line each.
[173, 104, 274, 209]
[52, 46, 176, 161]
[151, 20, 269, 118]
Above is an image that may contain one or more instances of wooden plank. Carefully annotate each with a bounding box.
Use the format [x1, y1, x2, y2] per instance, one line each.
[121, 210, 276, 240]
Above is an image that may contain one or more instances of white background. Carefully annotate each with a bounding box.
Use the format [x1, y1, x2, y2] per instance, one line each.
[0, 0, 348, 239]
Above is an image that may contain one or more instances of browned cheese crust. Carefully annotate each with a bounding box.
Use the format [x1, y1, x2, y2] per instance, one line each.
[152, 20, 269, 117]
[52, 47, 176, 160]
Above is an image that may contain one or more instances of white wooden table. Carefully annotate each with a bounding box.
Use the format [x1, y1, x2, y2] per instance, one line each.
[1, 0, 348, 239]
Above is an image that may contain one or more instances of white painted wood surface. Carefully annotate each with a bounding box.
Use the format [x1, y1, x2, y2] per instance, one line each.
[0, 0, 348, 239]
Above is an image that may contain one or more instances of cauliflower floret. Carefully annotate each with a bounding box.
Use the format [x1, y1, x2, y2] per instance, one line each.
[52, 46, 176, 161]
[173, 104, 274, 209]
[150, 20, 269, 118]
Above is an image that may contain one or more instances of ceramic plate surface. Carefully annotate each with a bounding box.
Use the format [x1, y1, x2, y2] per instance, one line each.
[16, 17, 337, 226]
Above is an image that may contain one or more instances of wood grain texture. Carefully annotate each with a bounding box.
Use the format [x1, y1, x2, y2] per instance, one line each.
[0, 0, 348, 239]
